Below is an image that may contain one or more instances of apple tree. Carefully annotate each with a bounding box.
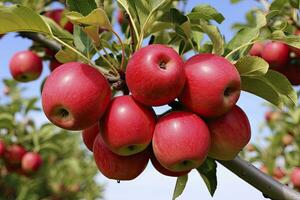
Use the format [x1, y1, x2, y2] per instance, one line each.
[1, 0, 300, 199]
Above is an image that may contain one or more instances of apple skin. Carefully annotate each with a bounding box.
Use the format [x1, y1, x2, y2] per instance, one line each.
[45, 9, 73, 33]
[49, 60, 62, 71]
[5, 144, 27, 164]
[101, 95, 156, 156]
[207, 105, 251, 161]
[0, 140, 5, 157]
[117, 10, 125, 25]
[126, 44, 185, 106]
[261, 42, 290, 70]
[42, 62, 111, 130]
[152, 111, 211, 172]
[179, 53, 241, 118]
[150, 150, 190, 177]
[273, 167, 285, 180]
[278, 62, 300, 86]
[82, 123, 100, 152]
[9, 51, 43, 82]
[93, 135, 149, 180]
[249, 42, 264, 57]
[21, 152, 43, 172]
[291, 167, 300, 189]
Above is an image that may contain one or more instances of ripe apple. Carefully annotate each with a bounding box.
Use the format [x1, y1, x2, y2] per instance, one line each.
[273, 167, 285, 180]
[261, 42, 290, 70]
[265, 110, 281, 122]
[49, 59, 62, 71]
[82, 123, 100, 152]
[0, 140, 5, 157]
[179, 53, 241, 118]
[21, 152, 42, 172]
[117, 10, 126, 25]
[42, 62, 111, 130]
[278, 61, 300, 86]
[249, 42, 264, 57]
[9, 51, 43, 82]
[152, 111, 211, 172]
[45, 9, 73, 33]
[126, 44, 185, 106]
[150, 150, 190, 177]
[101, 95, 156, 156]
[5, 144, 27, 164]
[291, 167, 300, 189]
[207, 105, 251, 161]
[93, 135, 149, 180]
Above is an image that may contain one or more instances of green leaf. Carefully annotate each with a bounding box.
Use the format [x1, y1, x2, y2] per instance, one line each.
[73, 26, 95, 57]
[66, 0, 97, 16]
[289, 0, 300, 9]
[236, 56, 269, 76]
[24, 97, 39, 114]
[241, 70, 297, 108]
[42, 17, 73, 43]
[0, 5, 52, 35]
[55, 46, 78, 63]
[196, 158, 217, 196]
[272, 30, 300, 49]
[66, 8, 112, 30]
[188, 5, 225, 24]
[172, 175, 188, 200]
[270, 0, 288, 11]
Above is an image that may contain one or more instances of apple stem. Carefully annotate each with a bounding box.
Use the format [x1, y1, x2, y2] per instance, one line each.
[219, 156, 300, 200]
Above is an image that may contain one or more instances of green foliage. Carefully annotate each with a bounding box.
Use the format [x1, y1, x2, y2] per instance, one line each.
[0, 80, 103, 200]
[196, 158, 217, 196]
[172, 175, 188, 200]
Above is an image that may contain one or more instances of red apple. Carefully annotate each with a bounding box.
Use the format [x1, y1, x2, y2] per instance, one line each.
[0, 140, 5, 157]
[207, 105, 251, 161]
[261, 42, 290, 70]
[265, 111, 281, 122]
[49, 59, 62, 71]
[279, 61, 300, 86]
[152, 111, 211, 172]
[249, 42, 264, 57]
[21, 152, 42, 172]
[5, 144, 26, 164]
[273, 167, 285, 180]
[150, 150, 190, 177]
[291, 167, 300, 189]
[117, 10, 126, 25]
[9, 51, 43, 82]
[93, 135, 149, 180]
[42, 62, 111, 130]
[82, 123, 100, 152]
[45, 9, 73, 33]
[101, 95, 156, 156]
[126, 44, 185, 106]
[179, 53, 241, 118]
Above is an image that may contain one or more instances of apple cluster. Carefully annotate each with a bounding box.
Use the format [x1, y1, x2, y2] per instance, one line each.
[250, 31, 300, 86]
[36, 44, 251, 180]
[0, 140, 42, 176]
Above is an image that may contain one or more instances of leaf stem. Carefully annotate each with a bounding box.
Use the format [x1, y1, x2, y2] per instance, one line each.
[111, 29, 126, 71]
[225, 41, 256, 60]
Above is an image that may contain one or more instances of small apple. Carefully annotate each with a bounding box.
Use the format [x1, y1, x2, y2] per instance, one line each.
[179, 53, 241, 118]
[150, 150, 190, 177]
[291, 167, 300, 189]
[273, 167, 285, 180]
[5, 144, 27, 164]
[93, 135, 149, 180]
[101, 95, 156, 156]
[126, 44, 185, 106]
[261, 42, 290, 70]
[45, 9, 73, 33]
[82, 123, 100, 152]
[49, 60, 62, 71]
[282, 133, 294, 146]
[265, 111, 281, 122]
[117, 10, 126, 25]
[249, 42, 264, 57]
[152, 111, 211, 172]
[21, 152, 42, 172]
[0, 140, 5, 157]
[9, 51, 43, 82]
[42, 62, 111, 130]
[207, 105, 251, 161]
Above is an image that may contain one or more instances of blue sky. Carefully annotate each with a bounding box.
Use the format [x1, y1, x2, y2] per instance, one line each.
[0, 0, 273, 199]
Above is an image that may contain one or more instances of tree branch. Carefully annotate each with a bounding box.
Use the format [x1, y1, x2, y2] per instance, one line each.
[18, 32, 61, 52]
[219, 156, 300, 200]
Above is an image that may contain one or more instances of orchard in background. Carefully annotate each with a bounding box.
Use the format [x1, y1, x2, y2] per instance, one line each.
[1, 0, 300, 199]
